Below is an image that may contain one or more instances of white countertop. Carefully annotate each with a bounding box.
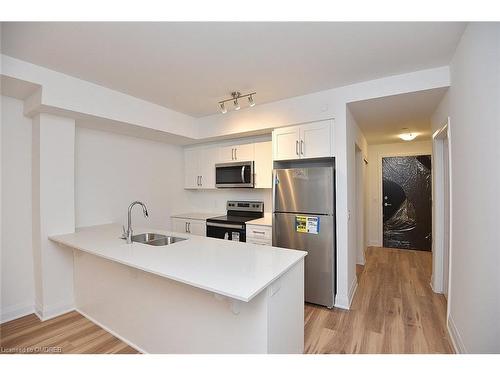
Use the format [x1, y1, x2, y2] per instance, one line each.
[49, 224, 305, 302]
[171, 212, 222, 221]
[247, 213, 273, 227]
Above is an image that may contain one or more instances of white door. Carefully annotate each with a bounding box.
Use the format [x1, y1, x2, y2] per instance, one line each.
[188, 220, 206, 236]
[233, 143, 255, 161]
[184, 149, 200, 189]
[273, 126, 300, 161]
[254, 141, 272, 189]
[172, 218, 188, 233]
[300, 120, 332, 159]
[199, 148, 217, 189]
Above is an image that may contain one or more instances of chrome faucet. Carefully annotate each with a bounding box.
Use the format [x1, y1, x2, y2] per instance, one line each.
[123, 201, 149, 244]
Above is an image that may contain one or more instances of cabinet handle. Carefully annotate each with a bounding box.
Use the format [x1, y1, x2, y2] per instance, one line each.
[231, 148, 235, 160]
[187, 222, 191, 233]
[296, 140, 299, 155]
[234, 148, 237, 160]
[185, 222, 188, 232]
[300, 140, 304, 155]
[253, 230, 266, 235]
[199, 176, 202, 187]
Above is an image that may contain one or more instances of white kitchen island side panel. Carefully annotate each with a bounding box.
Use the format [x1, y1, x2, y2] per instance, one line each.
[73, 250, 304, 354]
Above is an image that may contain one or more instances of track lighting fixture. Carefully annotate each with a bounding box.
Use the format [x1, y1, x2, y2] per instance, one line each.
[218, 91, 256, 113]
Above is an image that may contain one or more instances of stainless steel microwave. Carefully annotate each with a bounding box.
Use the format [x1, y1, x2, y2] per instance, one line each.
[215, 161, 254, 188]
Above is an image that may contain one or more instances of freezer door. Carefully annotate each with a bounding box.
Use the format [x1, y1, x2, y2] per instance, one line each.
[273, 167, 333, 214]
[273, 212, 335, 307]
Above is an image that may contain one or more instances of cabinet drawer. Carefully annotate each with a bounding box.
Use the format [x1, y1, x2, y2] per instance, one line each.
[246, 225, 272, 240]
[247, 238, 272, 246]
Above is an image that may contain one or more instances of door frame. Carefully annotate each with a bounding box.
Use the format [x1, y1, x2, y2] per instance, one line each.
[431, 117, 453, 298]
[378, 151, 432, 248]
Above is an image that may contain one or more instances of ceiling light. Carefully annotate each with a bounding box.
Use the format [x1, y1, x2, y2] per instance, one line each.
[219, 102, 227, 114]
[248, 95, 255, 107]
[217, 91, 256, 113]
[398, 128, 417, 141]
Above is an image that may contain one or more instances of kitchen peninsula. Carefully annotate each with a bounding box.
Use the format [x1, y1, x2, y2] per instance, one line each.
[49, 224, 306, 354]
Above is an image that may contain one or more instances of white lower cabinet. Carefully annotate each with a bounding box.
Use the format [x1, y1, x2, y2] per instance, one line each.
[172, 218, 206, 236]
[246, 224, 272, 246]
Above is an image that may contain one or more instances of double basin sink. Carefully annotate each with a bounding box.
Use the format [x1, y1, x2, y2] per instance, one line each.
[132, 232, 187, 246]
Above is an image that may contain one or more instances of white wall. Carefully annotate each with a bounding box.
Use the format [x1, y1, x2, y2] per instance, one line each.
[441, 23, 500, 353]
[366, 141, 432, 247]
[1, 95, 35, 322]
[185, 189, 272, 215]
[75, 126, 192, 230]
[346, 107, 368, 302]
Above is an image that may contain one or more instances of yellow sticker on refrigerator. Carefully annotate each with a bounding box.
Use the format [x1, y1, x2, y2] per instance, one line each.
[295, 215, 320, 234]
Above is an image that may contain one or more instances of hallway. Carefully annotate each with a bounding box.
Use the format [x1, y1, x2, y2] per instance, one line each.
[305, 247, 453, 353]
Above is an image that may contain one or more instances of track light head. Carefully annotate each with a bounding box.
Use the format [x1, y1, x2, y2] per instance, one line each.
[248, 95, 255, 107]
[219, 102, 227, 114]
[233, 98, 240, 110]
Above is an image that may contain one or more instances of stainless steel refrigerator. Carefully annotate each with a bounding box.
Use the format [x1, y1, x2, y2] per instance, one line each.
[272, 163, 336, 308]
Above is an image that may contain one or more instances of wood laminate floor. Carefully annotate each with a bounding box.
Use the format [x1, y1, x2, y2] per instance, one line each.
[0, 311, 138, 354]
[304, 247, 454, 354]
[1, 247, 453, 354]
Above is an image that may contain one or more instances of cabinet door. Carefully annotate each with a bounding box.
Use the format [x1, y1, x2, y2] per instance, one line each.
[300, 120, 332, 159]
[218, 145, 236, 163]
[199, 147, 217, 189]
[172, 218, 188, 233]
[188, 220, 206, 236]
[254, 141, 272, 189]
[184, 149, 200, 189]
[273, 126, 300, 161]
[233, 143, 254, 161]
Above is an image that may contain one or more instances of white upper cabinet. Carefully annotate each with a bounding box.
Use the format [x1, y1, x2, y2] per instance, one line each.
[184, 147, 217, 189]
[254, 141, 273, 189]
[199, 148, 217, 189]
[272, 120, 333, 161]
[219, 143, 255, 163]
[184, 148, 199, 189]
[273, 126, 301, 160]
[300, 120, 332, 159]
[184, 140, 272, 190]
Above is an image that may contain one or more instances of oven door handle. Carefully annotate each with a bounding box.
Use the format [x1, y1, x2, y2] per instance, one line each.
[206, 222, 244, 230]
[241, 165, 246, 183]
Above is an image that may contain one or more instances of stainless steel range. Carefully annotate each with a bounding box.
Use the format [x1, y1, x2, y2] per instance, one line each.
[206, 201, 264, 242]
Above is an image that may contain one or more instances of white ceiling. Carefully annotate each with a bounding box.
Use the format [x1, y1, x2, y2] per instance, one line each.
[1, 22, 465, 117]
[348, 87, 448, 145]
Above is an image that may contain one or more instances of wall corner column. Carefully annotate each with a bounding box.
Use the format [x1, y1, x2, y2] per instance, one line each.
[32, 113, 75, 319]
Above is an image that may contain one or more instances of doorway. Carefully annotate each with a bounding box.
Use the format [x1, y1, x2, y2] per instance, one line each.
[382, 155, 432, 251]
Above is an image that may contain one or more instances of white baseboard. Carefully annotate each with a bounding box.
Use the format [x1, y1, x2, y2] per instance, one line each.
[448, 313, 466, 354]
[334, 277, 358, 310]
[35, 300, 75, 321]
[0, 302, 35, 324]
[367, 240, 381, 247]
[76, 308, 147, 354]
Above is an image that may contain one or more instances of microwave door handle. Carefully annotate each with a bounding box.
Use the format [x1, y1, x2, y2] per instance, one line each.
[241, 165, 246, 183]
